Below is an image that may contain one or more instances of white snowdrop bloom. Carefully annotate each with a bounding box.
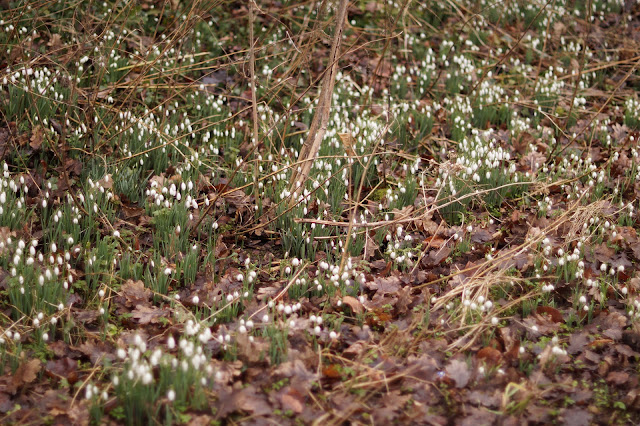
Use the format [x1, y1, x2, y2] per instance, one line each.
[329, 331, 338, 340]
[113, 230, 120, 238]
[192, 295, 199, 304]
[142, 372, 153, 385]
[164, 267, 172, 275]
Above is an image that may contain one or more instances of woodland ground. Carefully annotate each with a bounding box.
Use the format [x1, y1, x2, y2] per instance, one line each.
[1, 0, 640, 425]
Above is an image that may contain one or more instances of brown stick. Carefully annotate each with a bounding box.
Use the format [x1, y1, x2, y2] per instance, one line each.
[248, 0, 260, 201]
[289, 0, 349, 201]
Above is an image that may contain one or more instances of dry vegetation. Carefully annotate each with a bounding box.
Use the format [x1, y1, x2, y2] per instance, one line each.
[1, 0, 640, 424]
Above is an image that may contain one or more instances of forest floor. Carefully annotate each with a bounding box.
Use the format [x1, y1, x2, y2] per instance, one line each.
[1, 0, 640, 424]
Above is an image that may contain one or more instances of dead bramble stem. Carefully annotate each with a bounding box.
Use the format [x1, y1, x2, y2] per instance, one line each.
[289, 0, 349, 203]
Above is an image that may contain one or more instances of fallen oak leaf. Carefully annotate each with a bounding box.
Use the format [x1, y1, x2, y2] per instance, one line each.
[322, 364, 342, 379]
[445, 359, 470, 388]
[215, 385, 271, 419]
[366, 275, 401, 294]
[279, 387, 305, 414]
[45, 357, 78, 383]
[342, 295, 364, 314]
[131, 304, 169, 325]
[30, 125, 44, 151]
[119, 279, 152, 308]
[536, 305, 564, 323]
[476, 347, 502, 367]
[12, 358, 41, 390]
[73, 309, 100, 324]
[606, 371, 629, 386]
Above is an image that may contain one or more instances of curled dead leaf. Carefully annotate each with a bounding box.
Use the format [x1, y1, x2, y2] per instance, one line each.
[536, 306, 564, 323]
[476, 347, 502, 367]
[13, 358, 42, 390]
[342, 295, 364, 314]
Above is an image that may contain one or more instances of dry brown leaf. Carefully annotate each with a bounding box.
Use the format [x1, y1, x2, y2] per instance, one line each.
[280, 387, 304, 414]
[131, 305, 168, 324]
[445, 359, 470, 388]
[367, 275, 401, 294]
[338, 132, 357, 157]
[120, 279, 152, 308]
[13, 358, 41, 389]
[30, 125, 44, 151]
[47, 33, 63, 49]
[342, 295, 364, 314]
[476, 347, 502, 366]
[45, 357, 78, 383]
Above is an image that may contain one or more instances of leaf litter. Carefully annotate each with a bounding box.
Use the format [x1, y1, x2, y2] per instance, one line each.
[1, 0, 640, 425]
